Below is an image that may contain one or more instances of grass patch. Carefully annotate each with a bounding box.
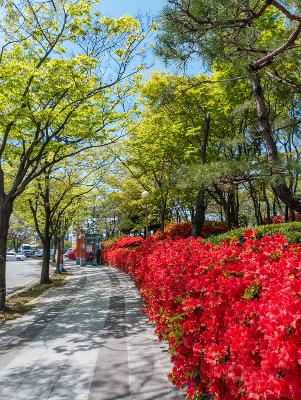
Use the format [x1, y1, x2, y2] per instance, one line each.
[0, 272, 69, 323]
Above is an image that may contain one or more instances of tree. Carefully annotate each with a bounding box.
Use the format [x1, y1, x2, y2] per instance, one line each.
[27, 158, 103, 282]
[53, 209, 78, 274]
[119, 72, 250, 232]
[157, 0, 301, 211]
[7, 220, 33, 252]
[101, 66, 301, 235]
[0, 0, 148, 310]
[119, 73, 211, 232]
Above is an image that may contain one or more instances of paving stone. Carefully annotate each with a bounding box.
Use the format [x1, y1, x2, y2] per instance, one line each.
[0, 265, 184, 400]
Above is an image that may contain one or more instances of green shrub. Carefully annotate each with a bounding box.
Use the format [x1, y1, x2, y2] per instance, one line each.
[208, 221, 301, 245]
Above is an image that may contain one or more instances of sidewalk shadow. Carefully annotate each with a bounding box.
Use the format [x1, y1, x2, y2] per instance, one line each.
[0, 266, 184, 399]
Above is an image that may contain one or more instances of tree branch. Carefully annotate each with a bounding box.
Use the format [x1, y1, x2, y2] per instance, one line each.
[251, 23, 301, 71]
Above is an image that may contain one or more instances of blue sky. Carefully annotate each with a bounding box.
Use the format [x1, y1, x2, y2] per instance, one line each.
[100, 0, 164, 19]
[100, 0, 168, 76]
[99, 0, 201, 77]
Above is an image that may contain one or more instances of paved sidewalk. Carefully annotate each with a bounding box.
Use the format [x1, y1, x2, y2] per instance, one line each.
[0, 265, 184, 400]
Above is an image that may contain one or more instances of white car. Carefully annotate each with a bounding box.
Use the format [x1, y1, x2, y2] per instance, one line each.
[6, 251, 26, 261]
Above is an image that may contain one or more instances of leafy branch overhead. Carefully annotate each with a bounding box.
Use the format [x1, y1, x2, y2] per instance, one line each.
[0, 0, 150, 309]
[0, 0, 149, 202]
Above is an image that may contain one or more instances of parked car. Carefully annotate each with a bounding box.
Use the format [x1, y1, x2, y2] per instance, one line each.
[19, 244, 34, 257]
[6, 251, 25, 261]
[34, 249, 43, 258]
[16, 252, 26, 260]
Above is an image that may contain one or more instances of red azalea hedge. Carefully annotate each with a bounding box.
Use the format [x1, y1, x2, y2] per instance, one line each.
[67, 249, 76, 260]
[152, 221, 228, 240]
[101, 236, 144, 251]
[102, 229, 301, 400]
[262, 214, 301, 224]
[66, 249, 95, 261]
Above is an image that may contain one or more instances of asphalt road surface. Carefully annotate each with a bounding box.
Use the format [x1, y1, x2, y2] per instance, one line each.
[6, 259, 44, 294]
[0, 265, 184, 400]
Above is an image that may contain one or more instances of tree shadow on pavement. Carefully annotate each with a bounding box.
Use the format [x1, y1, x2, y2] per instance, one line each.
[0, 266, 184, 400]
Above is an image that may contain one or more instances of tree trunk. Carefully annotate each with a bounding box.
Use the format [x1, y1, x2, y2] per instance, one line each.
[223, 190, 237, 229]
[192, 186, 206, 237]
[262, 185, 271, 224]
[41, 237, 52, 284]
[250, 69, 301, 212]
[60, 235, 65, 272]
[225, 195, 232, 229]
[235, 188, 240, 226]
[285, 205, 289, 222]
[55, 236, 61, 274]
[249, 182, 261, 225]
[0, 201, 13, 311]
[159, 208, 165, 232]
[273, 196, 277, 216]
[40, 171, 52, 284]
[208, 186, 237, 229]
[175, 203, 180, 223]
[12, 238, 18, 252]
[192, 111, 210, 237]
[52, 237, 57, 263]
[220, 205, 224, 222]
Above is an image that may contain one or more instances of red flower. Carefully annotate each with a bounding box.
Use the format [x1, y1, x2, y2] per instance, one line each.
[102, 232, 301, 399]
[243, 228, 258, 239]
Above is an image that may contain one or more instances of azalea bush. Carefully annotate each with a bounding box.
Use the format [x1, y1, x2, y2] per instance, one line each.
[101, 236, 144, 266]
[262, 214, 301, 224]
[103, 230, 301, 400]
[209, 221, 301, 245]
[108, 236, 144, 249]
[164, 222, 192, 238]
[66, 249, 96, 261]
[202, 220, 228, 236]
[67, 249, 76, 260]
[152, 221, 228, 240]
[101, 236, 121, 251]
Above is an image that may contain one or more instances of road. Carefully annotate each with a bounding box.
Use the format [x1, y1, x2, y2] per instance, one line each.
[6, 258, 45, 294]
[0, 265, 184, 400]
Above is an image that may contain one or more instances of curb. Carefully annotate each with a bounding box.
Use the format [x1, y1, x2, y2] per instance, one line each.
[6, 261, 77, 299]
[7, 267, 65, 299]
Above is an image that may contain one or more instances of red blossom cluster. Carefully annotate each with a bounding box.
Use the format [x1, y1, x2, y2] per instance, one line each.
[102, 232, 301, 399]
[164, 222, 193, 238]
[66, 249, 76, 260]
[202, 220, 228, 236]
[152, 221, 228, 240]
[262, 214, 301, 224]
[66, 249, 96, 261]
[104, 236, 144, 250]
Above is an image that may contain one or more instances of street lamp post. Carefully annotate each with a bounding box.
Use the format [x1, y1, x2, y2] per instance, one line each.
[141, 190, 150, 238]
